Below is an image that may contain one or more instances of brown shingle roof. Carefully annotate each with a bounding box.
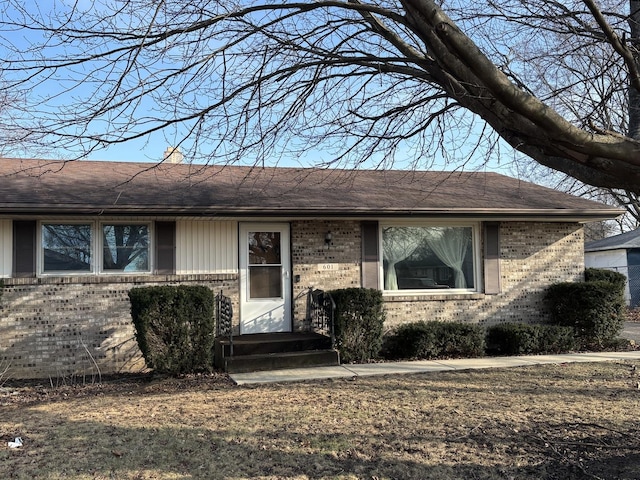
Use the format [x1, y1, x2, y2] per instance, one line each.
[0, 158, 623, 220]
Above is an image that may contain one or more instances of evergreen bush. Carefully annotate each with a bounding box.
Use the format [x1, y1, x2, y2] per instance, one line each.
[585, 267, 627, 290]
[486, 323, 576, 356]
[128, 285, 215, 375]
[383, 321, 485, 360]
[546, 269, 626, 348]
[330, 288, 385, 363]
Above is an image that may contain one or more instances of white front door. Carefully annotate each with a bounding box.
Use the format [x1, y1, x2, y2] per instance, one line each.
[239, 223, 291, 334]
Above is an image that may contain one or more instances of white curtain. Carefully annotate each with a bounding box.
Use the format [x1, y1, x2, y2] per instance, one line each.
[426, 227, 471, 288]
[383, 227, 427, 290]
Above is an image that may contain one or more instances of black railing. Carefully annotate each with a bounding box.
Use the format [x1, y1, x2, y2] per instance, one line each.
[307, 288, 336, 349]
[215, 290, 234, 356]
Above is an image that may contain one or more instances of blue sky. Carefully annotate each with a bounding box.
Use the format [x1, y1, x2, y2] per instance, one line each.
[0, 1, 522, 177]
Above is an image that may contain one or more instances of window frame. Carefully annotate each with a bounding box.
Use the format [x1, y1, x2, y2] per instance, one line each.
[379, 220, 481, 295]
[40, 221, 94, 275]
[38, 220, 153, 276]
[100, 222, 152, 274]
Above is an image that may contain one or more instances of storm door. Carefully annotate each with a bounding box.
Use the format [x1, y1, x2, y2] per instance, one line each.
[239, 223, 291, 334]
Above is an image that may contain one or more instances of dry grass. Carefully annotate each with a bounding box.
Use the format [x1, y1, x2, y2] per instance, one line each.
[2, 362, 640, 479]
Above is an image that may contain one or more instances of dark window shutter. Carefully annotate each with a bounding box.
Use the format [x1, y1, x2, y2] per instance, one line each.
[361, 221, 379, 289]
[483, 222, 501, 294]
[155, 221, 176, 274]
[13, 220, 36, 277]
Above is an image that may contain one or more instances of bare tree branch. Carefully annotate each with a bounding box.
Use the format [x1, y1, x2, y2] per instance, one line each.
[1, 0, 640, 192]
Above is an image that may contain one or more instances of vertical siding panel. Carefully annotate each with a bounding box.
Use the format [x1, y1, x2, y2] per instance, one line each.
[212, 222, 220, 271]
[201, 222, 207, 272]
[203, 221, 211, 273]
[227, 221, 238, 273]
[0, 220, 12, 277]
[192, 221, 198, 272]
[175, 220, 238, 274]
[192, 221, 199, 273]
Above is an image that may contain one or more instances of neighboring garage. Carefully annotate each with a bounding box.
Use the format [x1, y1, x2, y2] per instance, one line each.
[585, 229, 640, 307]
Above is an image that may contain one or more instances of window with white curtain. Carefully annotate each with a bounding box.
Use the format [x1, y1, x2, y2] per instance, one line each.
[382, 224, 476, 292]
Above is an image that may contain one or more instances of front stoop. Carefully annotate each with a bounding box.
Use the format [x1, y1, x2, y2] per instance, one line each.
[214, 332, 340, 373]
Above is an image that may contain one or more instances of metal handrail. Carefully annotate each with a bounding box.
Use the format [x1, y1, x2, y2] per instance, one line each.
[307, 288, 336, 349]
[215, 290, 234, 357]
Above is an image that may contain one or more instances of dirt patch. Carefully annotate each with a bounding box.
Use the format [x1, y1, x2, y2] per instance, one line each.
[2, 362, 640, 479]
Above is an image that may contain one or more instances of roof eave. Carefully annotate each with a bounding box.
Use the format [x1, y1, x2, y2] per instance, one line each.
[0, 204, 624, 222]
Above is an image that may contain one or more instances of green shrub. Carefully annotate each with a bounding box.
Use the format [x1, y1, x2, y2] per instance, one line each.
[546, 271, 625, 348]
[537, 324, 579, 353]
[128, 285, 215, 375]
[585, 267, 627, 290]
[486, 323, 576, 356]
[330, 288, 385, 363]
[383, 321, 485, 360]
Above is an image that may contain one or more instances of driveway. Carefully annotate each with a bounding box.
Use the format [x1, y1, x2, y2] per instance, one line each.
[622, 322, 640, 343]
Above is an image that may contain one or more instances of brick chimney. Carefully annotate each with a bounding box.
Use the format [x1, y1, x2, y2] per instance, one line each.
[164, 146, 184, 164]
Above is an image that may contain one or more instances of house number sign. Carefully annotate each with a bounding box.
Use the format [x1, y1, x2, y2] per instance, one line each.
[317, 263, 338, 271]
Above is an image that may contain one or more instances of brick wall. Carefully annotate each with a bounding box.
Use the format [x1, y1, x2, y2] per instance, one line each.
[290, 220, 361, 330]
[0, 220, 585, 379]
[383, 222, 584, 327]
[0, 274, 238, 379]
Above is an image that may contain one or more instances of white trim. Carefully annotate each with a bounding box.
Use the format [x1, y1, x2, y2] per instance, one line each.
[39, 220, 95, 276]
[37, 220, 153, 276]
[99, 222, 153, 274]
[239, 222, 292, 334]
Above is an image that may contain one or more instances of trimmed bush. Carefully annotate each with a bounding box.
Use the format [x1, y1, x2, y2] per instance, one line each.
[546, 270, 625, 348]
[537, 324, 579, 353]
[486, 323, 576, 356]
[330, 288, 385, 363]
[585, 267, 627, 290]
[128, 285, 215, 375]
[383, 321, 485, 360]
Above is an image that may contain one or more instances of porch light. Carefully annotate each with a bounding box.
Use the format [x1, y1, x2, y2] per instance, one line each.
[325, 231, 333, 248]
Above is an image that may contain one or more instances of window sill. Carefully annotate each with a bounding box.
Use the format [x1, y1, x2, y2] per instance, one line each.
[1, 272, 238, 286]
[383, 291, 485, 302]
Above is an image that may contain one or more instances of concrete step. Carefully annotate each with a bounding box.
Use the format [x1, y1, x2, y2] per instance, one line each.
[223, 349, 340, 374]
[216, 332, 332, 357]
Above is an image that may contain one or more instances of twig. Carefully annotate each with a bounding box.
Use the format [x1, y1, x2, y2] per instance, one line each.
[80, 338, 102, 384]
[533, 433, 605, 480]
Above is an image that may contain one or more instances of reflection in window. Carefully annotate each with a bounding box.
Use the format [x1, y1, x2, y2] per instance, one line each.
[102, 224, 149, 272]
[383, 226, 474, 291]
[42, 223, 92, 272]
[248, 232, 281, 265]
[248, 231, 283, 299]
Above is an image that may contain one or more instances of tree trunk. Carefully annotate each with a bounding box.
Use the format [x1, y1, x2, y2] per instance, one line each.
[630, 1, 640, 140]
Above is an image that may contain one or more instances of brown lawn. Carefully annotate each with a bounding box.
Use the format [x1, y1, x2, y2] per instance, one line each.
[2, 362, 640, 479]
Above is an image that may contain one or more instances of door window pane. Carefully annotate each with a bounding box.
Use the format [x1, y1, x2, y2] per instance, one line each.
[248, 232, 281, 265]
[42, 223, 92, 272]
[249, 266, 283, 298]
[102, 224, 149, 272]
[383, 226, 474, 291]
[248, 231, 283, 299]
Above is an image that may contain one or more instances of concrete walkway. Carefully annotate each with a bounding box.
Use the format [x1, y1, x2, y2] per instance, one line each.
[229, 350, 640, 385]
